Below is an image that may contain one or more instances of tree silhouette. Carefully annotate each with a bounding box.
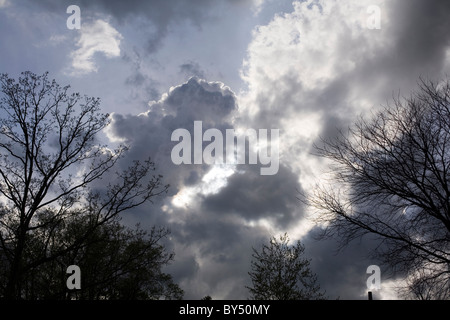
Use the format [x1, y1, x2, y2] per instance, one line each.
[20, 215, 183, 300]
[307, 78, 450, 299]
[0, 71, 170, 299]
[246, 233, 325, 300]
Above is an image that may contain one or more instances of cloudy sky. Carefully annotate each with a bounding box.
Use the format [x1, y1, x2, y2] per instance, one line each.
[1, 0, 450, 299]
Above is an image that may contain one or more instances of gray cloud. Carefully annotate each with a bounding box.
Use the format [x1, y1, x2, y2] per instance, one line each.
[107, 75, 307, 298]
[108, 77, 237, 195]
[107, 0, 450, 299]
[179, 61, 206, 80]
[386, 0, 450, 77]
[203, 163, 304, 228]
[302, 228, 405, 300]
[165, 213, 274, 299]
[5, 0, 450, 300]
[238, 0, 450, 300]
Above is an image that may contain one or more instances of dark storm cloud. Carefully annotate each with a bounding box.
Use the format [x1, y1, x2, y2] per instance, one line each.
[106, 77, 245, 298]
[7, 0, 447, 300]
[240, 0, 450, 299]
[108, 77, 237, 195]
[107, 73, 307, 298]
[385, 0, 450, 77]
[314, 0, 450, 299]
[165, 210, 274, 299]
[169, 214, 251, 258]
[111, 76, 237, 138]
[203, 163, 304, 228]
[106, 0, 450, 299]
[302, 227, 403, 300]
[159, 163, 304, 298]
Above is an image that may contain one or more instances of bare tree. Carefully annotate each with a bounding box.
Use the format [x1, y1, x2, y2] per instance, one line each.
[0, 72, 168, 299]
[246, 233, 325, 300]
[307, 78, 450, 299]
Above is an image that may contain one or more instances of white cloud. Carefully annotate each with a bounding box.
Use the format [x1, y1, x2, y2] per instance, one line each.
[69, 19, 122, 75]
[49, 34, 67, 45]
[239, 0, 388, 235]
[241, 0, 388, 114]
[172, 165, 235, 209]
[251, 0, 266, 16]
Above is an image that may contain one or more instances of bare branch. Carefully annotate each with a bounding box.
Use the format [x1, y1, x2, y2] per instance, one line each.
[308, 77, 450, 299]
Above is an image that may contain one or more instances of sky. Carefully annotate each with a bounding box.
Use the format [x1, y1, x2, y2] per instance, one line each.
[1, 0, 450, 300]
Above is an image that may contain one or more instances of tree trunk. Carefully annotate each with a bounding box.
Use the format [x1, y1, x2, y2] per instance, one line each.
[4, 229, 26, 299]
